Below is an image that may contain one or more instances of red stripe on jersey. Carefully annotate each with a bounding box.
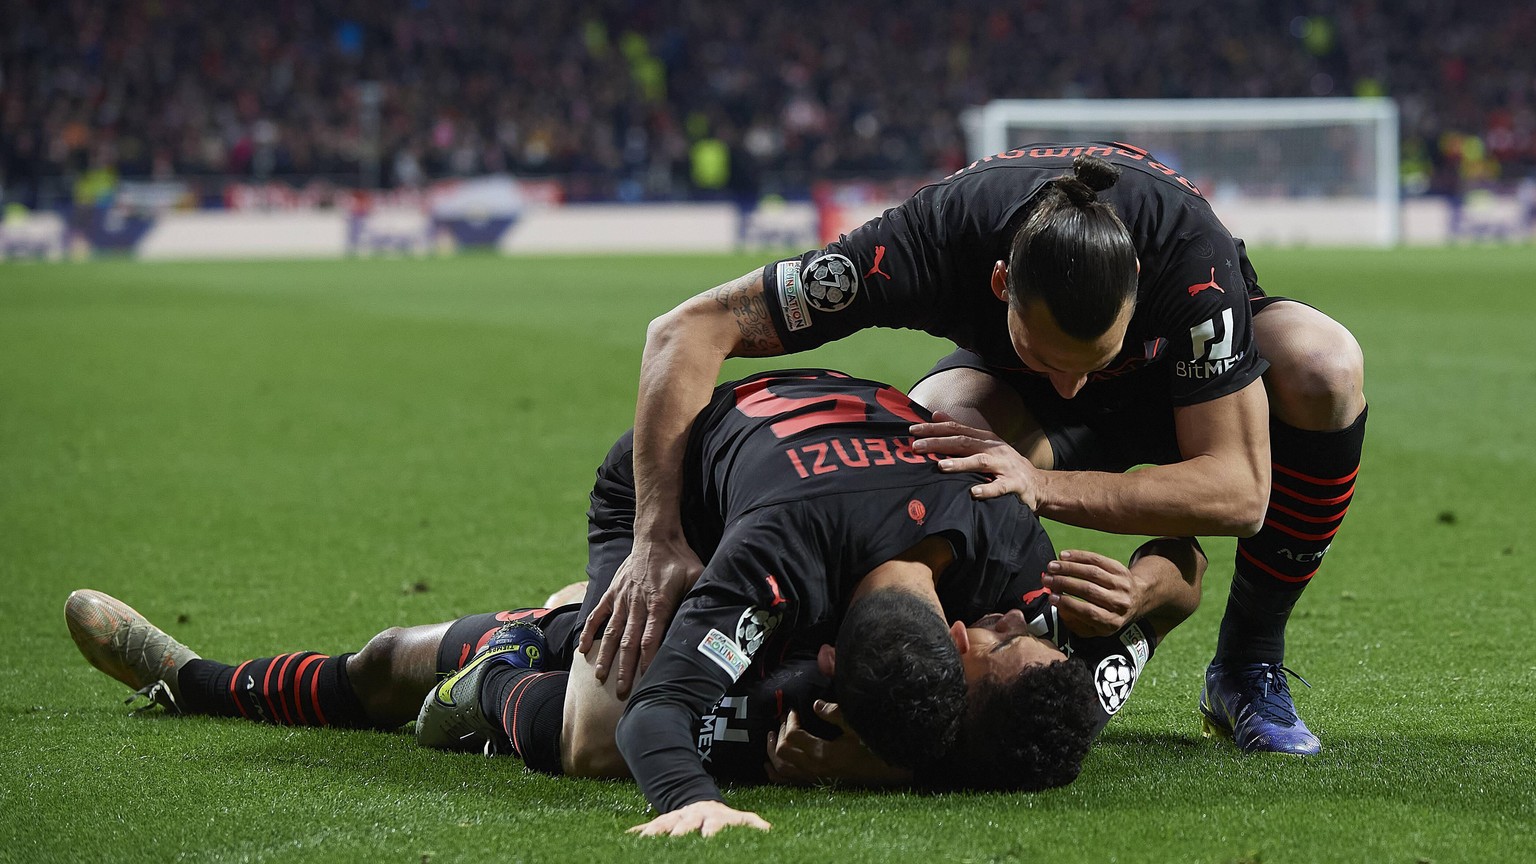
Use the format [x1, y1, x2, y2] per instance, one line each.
[310, 659, 329, 726]
[274, 652, 301, 725]
[260, 654, 285, 724]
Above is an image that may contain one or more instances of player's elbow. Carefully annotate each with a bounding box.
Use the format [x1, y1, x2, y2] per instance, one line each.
[1227, 485, 1268, 537]
[645, 300, 726, 360]
[1189, 479, 1265, 537]
[1199, 455, 1268, 536]
[645, 306, 686, 350]
[608, 710, 645, 775]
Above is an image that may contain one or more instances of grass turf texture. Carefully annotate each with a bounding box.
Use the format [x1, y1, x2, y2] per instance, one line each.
[3, 249, 1534, 863]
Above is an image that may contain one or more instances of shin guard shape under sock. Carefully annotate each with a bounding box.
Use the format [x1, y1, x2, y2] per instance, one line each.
[177, 653, 373, 728]
[1218, 408, 1367, 662]
[480, 666, 568, 774]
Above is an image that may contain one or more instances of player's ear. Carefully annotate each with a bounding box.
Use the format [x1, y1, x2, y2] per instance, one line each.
[949, 620, 971, 655]
[991, 260, 1009, 302]
[1135, 256, 1141, 276]
[817, 643, 836, 677]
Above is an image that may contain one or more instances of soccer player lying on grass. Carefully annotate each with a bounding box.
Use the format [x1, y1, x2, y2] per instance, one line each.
[66, 369, 1205, 836]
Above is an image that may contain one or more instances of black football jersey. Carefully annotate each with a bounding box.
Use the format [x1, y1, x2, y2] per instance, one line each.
[522, 605, 832, 787]
[617, 369, 1056, 813]
[762, 142, 1268, 406]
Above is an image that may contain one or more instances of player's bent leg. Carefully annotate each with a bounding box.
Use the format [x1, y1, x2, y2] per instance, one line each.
[345, 623, 453, 727]
[1253, 301, 1366, 431]
[561, 639, 633, 779]
[1203, 300, 1368, 755]
[909, 366, 1054, 468]
[543, 580, 589, 608]
[416, 620, 549, 752]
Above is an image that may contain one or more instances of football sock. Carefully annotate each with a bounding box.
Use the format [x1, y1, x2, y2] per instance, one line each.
[1217, 407, 1367, 663]
[176, 653, 374, 728]
[480, 666, 568, 774]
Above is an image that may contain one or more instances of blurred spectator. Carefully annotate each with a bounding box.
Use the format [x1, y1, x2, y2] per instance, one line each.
[1, 0, 1532, 206]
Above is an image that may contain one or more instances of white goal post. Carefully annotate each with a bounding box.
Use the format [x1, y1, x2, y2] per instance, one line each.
[963, 98, 1401, 246]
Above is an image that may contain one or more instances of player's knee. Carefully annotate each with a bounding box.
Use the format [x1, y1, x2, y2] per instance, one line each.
[351, 626, 409, 684]
[561, 715, 628, 778]
[1262, 319, 1365, 429]
[909, 366, 1034, 444]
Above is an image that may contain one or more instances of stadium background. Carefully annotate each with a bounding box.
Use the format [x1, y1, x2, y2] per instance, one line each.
[3, 0, 1536, 255]
[3, 3, 1534, 863]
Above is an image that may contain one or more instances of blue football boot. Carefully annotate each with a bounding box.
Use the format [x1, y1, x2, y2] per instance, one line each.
[1200, 661, 1321, 755]
[416, 621, 547, 753]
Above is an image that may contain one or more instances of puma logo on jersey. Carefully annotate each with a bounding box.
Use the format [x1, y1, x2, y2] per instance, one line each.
[865, 245, 892, 281]
[1187, 268, 1224, 296]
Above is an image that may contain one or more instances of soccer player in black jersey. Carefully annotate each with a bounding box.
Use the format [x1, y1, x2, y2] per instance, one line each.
[578, 370, 1197, 832]
[592, 142, 1365, 756]
[66, 369, 1205, 837]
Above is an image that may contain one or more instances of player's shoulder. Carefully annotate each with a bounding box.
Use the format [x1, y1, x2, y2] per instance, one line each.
[941, 142, 1203, 194]
[932, 142, 1212, 239]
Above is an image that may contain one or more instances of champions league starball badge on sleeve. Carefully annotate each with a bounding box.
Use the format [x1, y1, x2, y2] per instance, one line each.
[803, 253, 860, 312]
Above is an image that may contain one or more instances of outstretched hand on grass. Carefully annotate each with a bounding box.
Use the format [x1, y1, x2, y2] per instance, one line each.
[629, 800, 772, 837]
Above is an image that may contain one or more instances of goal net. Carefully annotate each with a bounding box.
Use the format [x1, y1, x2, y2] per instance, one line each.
[963, 98, 1400, 246]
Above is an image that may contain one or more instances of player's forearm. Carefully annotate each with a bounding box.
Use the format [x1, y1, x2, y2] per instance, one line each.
[632, 271, 780, 538]
[1036, 454, 1266, 537]
[1127, 537, 1206, 635]
[632, 312, 732, 537]
[615, 693, 727, 814]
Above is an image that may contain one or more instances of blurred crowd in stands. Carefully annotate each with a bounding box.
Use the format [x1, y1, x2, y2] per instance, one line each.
[2, 0, 1533, 207]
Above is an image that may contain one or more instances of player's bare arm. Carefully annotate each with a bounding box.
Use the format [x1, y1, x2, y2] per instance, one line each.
[1043, 539, 1206, 638]
[580, 269, 786, 697]
[916, 378, 1270, 537]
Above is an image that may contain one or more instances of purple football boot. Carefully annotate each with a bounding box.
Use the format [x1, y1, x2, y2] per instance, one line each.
[1200, 661, 1321, 755]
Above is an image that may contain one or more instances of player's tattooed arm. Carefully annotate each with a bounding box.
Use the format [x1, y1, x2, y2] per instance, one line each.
[582, 267, 783, 696]
[710, 270, 784, 357]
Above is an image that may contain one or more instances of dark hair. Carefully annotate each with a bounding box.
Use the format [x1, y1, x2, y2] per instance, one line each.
[1007, 155, 1138, 340]
[923, 657, 1099, 792]
[834, 589, 968, 770]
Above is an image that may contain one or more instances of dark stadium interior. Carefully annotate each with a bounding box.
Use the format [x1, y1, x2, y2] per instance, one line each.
[2, 0, 1533, 208]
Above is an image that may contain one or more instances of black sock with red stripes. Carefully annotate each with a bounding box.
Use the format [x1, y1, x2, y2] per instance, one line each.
[478, 666, 568, 774]
[176, 653, 374, 728]
[1216, 407, 1367, 664]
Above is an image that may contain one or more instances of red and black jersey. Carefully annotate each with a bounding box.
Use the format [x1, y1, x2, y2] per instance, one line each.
[762, 142, 1268, 406]
[442, 606, 832, 786]
[617, 369, 1056, 814]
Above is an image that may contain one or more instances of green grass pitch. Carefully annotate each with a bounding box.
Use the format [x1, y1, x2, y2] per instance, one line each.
[3, 248, 1534, 863]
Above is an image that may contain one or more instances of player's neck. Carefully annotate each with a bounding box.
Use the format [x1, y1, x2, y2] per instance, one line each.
[851, 536, 955, 617]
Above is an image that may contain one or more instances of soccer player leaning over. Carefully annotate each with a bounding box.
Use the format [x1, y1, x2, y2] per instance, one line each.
[593, 143, 1365, 755]
[67, 369, 1206, 836]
